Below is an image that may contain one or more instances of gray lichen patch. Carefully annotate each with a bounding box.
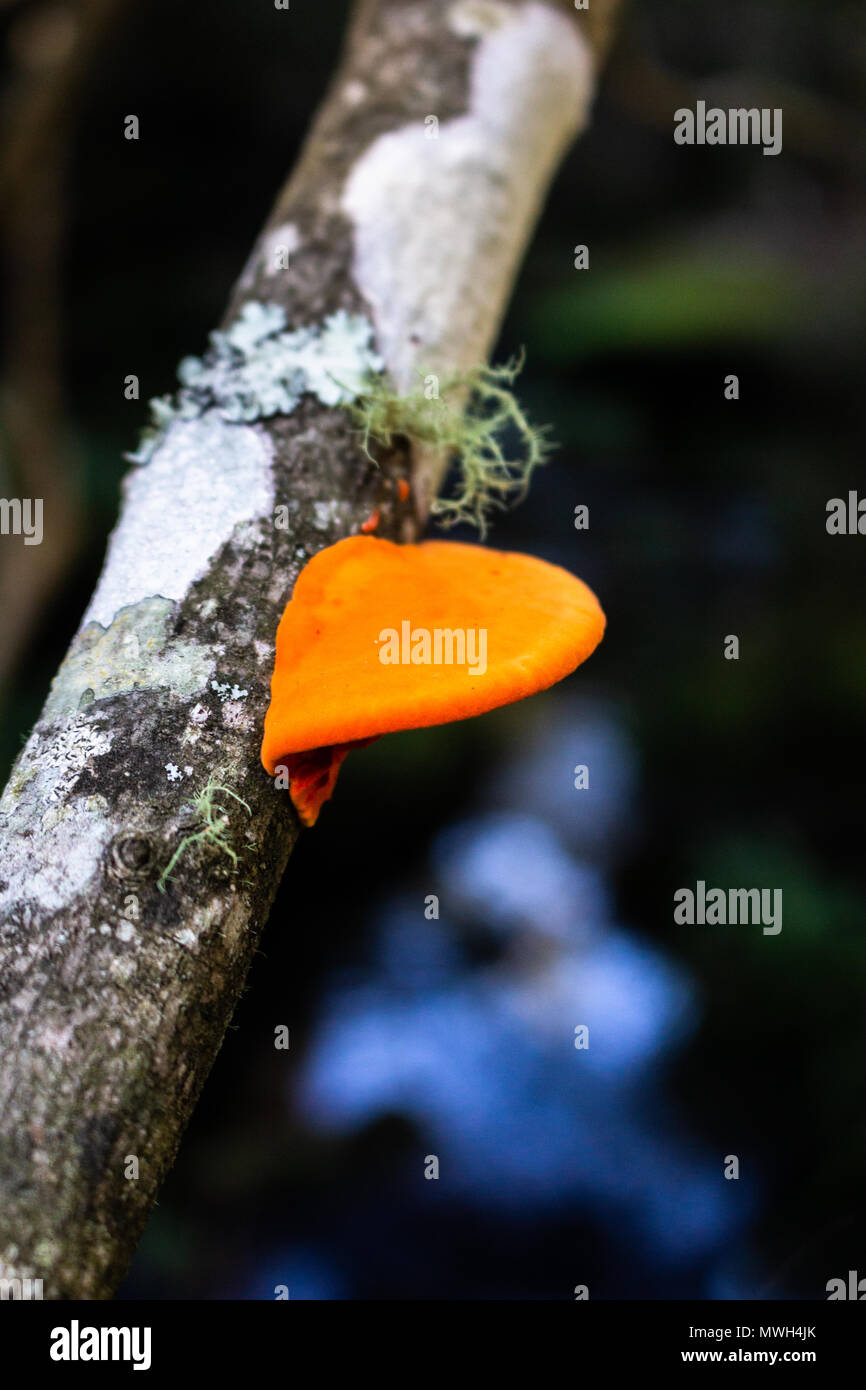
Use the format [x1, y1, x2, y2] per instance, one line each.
[85, 411, 275, 630]
[128, 304, 383, 464]
[43, 599, 214, 724]
[0, 720, 115, 916]
[0, 718, 113, 813]
[3, 799, 114, 915]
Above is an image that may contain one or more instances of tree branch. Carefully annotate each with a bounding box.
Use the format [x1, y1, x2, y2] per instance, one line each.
[0, 0, 620, 1299]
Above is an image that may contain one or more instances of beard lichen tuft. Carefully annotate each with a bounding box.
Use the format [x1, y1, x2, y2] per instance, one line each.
[157, 770, 251, 893]
[348, 353, 551, 537]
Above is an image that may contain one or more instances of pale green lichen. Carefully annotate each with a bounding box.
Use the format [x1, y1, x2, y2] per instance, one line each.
[348, 354, 550, 536]
[128, 304, 384, 464]
[157, 771, 251, 893]
[44, 599, 214, 723]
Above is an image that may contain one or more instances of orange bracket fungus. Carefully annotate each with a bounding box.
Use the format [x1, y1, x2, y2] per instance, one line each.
[261, 535, 605, 826]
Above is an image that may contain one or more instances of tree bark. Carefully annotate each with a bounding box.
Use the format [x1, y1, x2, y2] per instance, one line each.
[0, 0, 619, 1299]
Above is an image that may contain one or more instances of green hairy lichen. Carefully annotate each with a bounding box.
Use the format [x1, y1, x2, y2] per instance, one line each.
[157, 771, 251, 893]
[348, 354, 550, 536]
[128, 303, 384, 464]
[126, 296, 545, 536]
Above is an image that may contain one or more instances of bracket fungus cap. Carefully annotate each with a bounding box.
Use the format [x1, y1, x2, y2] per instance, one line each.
[262, 535, 605, 824]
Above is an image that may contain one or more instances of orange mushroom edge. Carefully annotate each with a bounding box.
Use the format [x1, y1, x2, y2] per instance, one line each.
[261, 535, 606, 826]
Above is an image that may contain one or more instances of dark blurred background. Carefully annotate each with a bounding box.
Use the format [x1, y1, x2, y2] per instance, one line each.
[1, 0, 864, 1299]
